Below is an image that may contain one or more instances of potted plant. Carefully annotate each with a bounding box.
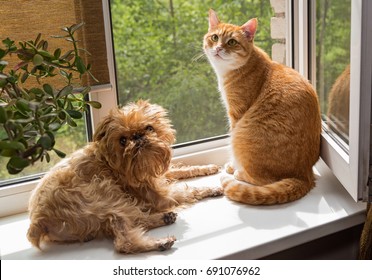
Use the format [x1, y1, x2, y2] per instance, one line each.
[0, 23, 101, 174]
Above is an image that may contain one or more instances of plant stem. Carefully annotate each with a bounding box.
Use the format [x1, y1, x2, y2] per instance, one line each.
[4, 123, 14, 141]
[22, 143, 42, 159]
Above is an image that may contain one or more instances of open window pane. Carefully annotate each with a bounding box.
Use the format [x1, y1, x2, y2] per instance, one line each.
[311, 0, 371, 201]
[316, 0, 351, 147]
[110, 0, 276, 144]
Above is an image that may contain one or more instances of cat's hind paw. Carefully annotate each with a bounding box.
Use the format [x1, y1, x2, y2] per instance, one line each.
[220, 174, 234, 190]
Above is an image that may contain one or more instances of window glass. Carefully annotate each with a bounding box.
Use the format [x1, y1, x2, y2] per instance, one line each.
[0, 0, 107, 184]
[316, 0, 351, 146]
[111, 0, 276, 144]
[313, 0, 369, 201]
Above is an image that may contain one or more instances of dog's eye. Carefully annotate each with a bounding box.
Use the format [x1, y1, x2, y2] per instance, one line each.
[119, 137, 127, 146]
[145, 125, 154, 132]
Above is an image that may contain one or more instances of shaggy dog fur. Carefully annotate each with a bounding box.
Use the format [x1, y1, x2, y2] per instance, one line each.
[27, 100, 222, 253]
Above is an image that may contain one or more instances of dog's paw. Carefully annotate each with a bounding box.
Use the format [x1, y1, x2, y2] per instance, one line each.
[158, 236, 176, 251]
[163, 212, 177, 225]
[205, 164, 221, 175]
[211, 186, 224, 197]
[194, 186, 224, 200]
[83, 234, 95, 242]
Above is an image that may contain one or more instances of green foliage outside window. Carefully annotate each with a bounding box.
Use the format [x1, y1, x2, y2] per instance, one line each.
[111, 0, 275, 143]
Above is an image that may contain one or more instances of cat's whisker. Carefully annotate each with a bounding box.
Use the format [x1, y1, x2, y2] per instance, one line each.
[192, 52, 207, 62]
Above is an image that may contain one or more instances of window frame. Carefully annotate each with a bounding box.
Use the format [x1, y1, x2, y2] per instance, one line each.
[294, 0, 371, 202]
[1, 0, 370, 218]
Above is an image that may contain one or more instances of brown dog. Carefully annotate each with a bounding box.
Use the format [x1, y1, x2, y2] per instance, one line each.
[27, 100, 221, 253]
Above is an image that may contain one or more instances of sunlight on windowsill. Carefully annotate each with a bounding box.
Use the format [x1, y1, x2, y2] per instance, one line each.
[0, 160, 366, 260]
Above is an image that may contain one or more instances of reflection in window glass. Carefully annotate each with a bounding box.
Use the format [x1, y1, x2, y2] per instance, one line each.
[111, 0, 275, 144]
[316, 0, 351, 145]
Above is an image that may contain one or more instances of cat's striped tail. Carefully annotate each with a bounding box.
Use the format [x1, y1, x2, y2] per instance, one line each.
[220, 175, 315, 205]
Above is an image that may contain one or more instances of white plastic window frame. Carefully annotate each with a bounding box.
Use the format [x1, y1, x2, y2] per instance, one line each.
[294, 0, 371, 202]
[4, 0, 368, 217]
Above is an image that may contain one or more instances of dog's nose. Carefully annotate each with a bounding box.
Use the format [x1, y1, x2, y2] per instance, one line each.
[132, 133, 144, 141]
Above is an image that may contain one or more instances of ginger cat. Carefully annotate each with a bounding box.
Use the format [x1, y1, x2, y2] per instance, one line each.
[204, 9, 321, 205]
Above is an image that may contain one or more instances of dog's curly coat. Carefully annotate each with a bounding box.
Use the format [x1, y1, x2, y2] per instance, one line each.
[27, 100, 222, 253]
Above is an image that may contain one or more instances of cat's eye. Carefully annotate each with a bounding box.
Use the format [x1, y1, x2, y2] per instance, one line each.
[227, 39, 238, 46]
[119, 137, 127, 146]
[145, 125, 154, 132]
[211, 34, 219, 42]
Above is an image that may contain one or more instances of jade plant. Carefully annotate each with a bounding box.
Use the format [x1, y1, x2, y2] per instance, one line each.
[0, 23, 101, 174]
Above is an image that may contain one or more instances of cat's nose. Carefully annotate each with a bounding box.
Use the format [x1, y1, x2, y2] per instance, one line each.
[216, 46, 223, 53]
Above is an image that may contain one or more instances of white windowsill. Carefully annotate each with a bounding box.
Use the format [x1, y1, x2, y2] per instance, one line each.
[0, 152, 366, 260]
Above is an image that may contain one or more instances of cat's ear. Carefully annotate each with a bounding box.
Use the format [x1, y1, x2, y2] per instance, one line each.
[208, 9, 220, 31]
[241, 18, 258, 41]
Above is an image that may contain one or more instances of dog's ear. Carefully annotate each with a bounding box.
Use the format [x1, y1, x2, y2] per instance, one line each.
[93, 110, 117, 142]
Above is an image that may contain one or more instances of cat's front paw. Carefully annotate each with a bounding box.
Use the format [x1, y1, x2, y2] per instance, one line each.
[224, 162, 235, 174]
